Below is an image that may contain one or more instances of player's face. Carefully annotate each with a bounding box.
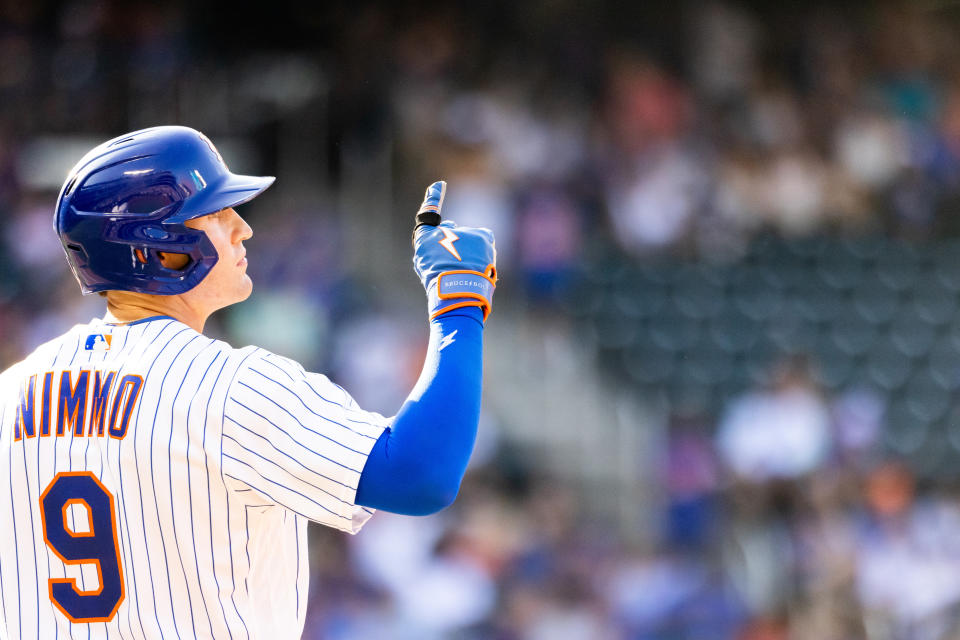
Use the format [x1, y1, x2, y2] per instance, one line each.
[183, 207, 254, 311]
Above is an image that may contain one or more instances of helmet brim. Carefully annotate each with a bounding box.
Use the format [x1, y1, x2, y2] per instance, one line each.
[165, 172, 275, 223]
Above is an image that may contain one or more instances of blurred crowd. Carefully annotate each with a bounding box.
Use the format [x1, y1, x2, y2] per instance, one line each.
[7, 0, 960, 638]
[390, 0, 960, 267]
[302, 355, 960, 640]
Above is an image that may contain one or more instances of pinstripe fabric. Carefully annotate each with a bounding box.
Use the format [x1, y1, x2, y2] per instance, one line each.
[0, 317, 389, 639]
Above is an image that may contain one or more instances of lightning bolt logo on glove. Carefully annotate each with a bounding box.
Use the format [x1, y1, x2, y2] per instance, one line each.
[438, 227, 462, 260]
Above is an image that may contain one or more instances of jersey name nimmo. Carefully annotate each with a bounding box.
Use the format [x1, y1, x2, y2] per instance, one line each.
[13, 369, 143, 441]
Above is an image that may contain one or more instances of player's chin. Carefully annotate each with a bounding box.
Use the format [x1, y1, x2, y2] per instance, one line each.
[238, 275, 253, 302]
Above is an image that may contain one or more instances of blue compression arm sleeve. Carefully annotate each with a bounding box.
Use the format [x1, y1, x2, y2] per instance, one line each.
[355, 306, 484, 515]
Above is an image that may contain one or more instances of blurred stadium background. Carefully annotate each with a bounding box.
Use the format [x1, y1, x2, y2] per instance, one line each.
[6, 0, 960, 638]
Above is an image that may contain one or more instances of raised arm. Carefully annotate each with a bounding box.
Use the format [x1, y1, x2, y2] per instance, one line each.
[355, 181, 497, 515]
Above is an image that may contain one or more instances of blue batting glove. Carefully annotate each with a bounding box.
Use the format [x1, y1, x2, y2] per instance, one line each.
[412, 181, 497, 323]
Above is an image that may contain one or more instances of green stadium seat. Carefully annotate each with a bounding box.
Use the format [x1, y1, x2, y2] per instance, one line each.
[927, 340, 960, 391]
[783, 236, 827, 261]
[883, 398, 929, 455]
[904, 373, 951, 423]
[909, 429, 952, 478]
[611, 284, 666, 319]
[875, 244, 922, 292]
[590, 311, 638, 351]
[853, 272, 901, 325]
[933, 240, 960, 292]
[816, 248, 864, 291]
[731, 269, 785, 321]
[912, 279, 958, 326]
[792, 283, 847, 324]
[649, 315, 703, 352]
[889, 311, 937, 358]
[830, 316, 879, 357]
[767, 313, 823, 355]
[865, 342, 914, 391]
[709, 311, 760, 354]
[811, 351, 855, 391]
[668, 380, 715, 415]
[838, 235, 887, 261]
[676, 349, 735, 387]
[622, 345, 675, 385]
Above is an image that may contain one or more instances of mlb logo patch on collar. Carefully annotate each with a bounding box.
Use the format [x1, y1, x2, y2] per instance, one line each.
[84, 333, 113, 351]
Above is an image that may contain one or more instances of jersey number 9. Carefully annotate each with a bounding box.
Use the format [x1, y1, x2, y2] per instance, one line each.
[39, 472, 125, 622]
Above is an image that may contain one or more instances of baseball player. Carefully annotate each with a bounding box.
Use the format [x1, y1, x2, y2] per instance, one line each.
[0, 126, 496, 639]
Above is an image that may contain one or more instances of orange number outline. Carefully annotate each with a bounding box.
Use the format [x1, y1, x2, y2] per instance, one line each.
[39, 471, 125, 623]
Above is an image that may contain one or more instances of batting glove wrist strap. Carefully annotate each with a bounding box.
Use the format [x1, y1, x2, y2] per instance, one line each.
[428, 270, 496, 322]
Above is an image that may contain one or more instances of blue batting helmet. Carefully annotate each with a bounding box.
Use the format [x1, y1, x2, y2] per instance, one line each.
[55, 126, 275, 295]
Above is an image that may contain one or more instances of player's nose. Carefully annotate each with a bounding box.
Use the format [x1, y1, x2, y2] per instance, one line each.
[238, 217, 253, 242]
[227, 208, 253, 242]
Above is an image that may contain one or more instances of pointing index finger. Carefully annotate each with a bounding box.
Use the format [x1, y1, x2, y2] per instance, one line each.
[415, 180, 446, 230]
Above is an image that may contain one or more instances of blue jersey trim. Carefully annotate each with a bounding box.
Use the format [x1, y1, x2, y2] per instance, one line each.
[107, 315, 178, 327]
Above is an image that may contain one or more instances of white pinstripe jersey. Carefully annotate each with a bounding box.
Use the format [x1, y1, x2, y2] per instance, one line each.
[0, 315, 389, 639]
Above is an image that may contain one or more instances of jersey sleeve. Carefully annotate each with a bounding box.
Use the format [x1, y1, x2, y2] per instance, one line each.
[220, 350, 390, 533]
